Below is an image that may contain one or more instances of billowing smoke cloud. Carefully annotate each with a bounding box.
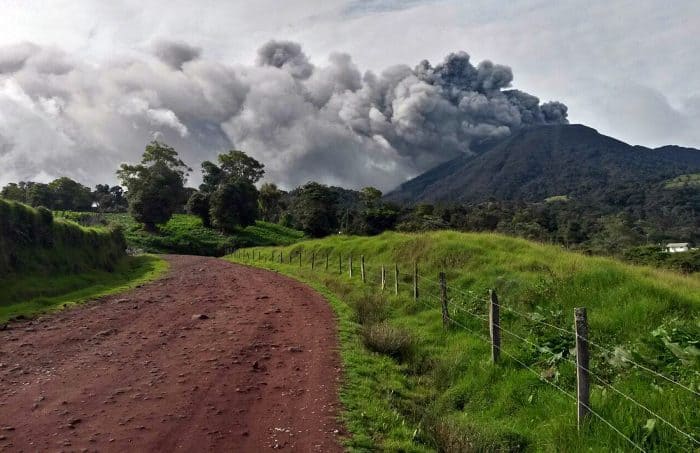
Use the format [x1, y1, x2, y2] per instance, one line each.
[0, 39, 567, 191]
[151, 39, 202, 70]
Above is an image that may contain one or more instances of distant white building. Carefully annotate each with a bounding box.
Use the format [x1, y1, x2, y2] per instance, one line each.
[664, 243, 691, 253]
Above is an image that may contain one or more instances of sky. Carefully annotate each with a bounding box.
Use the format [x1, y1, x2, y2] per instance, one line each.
[1, 0, 699, 191]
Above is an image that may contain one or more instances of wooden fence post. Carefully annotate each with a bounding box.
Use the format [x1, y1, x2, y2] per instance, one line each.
[381, 266, 386, 291]
[489, 289, 501, 363]
[280, 251, 283, 264]
[575, 307, 590, 429]
[361, 255, 366, 283]
[394, 264, 399, 296]
[349, 255, 353, 278]
[413, 262, 419, 301]
[440, 272, 448, 328]
[311, 252, 315, 270]
[299, 251, 302, 267]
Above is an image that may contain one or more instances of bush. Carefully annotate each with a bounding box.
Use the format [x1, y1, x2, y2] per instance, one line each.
[429, 416, 529, 453]
[362, 322, 414, 361]
[352, 293, 388, 325]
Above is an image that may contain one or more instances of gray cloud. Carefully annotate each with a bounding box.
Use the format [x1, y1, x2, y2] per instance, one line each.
[0, 40, 566, 191]
[151, 39, 202, 70]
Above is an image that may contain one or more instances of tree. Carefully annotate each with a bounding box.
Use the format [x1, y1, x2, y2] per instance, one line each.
[26, 183, 55, 208]
[186, 191, 211, 227]
[199, 149, 264, 231]
[259, 183, 284, 222]
[209, 180, 259, 232]
[1, 182, 28, 203]
[218, 150, 265, 183]
[116, 141, 190, 231]
[293, 182, 339, 237]
[48, 177, 92, 211]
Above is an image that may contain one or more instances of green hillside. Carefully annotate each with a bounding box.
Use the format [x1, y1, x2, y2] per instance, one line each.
[664, 173, 700, 189]
[0, 199, 167, 322]
[230, 231, 700, 452]
[56, 212, 305, 256]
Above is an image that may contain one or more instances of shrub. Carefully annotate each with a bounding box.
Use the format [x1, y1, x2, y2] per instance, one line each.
[352, 293, 388, 325]
[362, 322, 414, 361]
[429, 416, 529, 453]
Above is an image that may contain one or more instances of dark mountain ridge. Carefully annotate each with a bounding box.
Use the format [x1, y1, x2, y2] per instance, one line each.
[386, 124, 700, 204]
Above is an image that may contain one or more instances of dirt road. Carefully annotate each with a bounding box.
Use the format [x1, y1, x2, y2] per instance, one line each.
[0, 255, 343, 452]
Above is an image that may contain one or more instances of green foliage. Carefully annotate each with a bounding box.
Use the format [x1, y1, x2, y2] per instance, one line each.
[0, 199, 126, 276]
[117, 141, 190, 230]
[0, 255, 167, 323]
[233, 231, 700, 452]
[103, 213, 302, 255]
[291, 182, 339, 237]
[259, 182, 284, 222]
[47, 176, 92, 210]
[217, 149, 265, 183]
[186, 191, 211, 227]
[209, 180, 259, 232]
[664, 173, 700, 189]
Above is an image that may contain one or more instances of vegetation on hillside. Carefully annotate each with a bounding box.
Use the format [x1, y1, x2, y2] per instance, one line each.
[231, 231, 700, 452]
[0, 198, 126, 275]
[97, 213, 303, 255]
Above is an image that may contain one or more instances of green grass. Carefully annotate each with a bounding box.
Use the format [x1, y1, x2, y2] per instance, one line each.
[92, 213, 304, 256]
[1, 199, 126, 275]
[664, 173, 700, 189]
[229, 230, 700, 452]
[0, 254, 168, 324]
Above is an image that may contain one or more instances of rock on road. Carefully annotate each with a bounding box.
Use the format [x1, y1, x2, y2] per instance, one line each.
[0, 255, 343, 452]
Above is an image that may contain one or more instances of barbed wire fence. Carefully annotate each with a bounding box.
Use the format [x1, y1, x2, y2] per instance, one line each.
[233, 248, 700, 452]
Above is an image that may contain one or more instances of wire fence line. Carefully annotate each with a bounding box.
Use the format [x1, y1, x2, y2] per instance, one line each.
[234, 248, 699, 449]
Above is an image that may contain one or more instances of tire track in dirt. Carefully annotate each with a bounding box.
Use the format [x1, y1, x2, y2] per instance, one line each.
[0, 255, 343, 452]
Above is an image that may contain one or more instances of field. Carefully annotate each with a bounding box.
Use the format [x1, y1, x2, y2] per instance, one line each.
[230, 231, 700, 452]
[95, 213, 304, 255]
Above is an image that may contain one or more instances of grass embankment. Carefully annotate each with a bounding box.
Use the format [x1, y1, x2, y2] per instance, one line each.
[229, 231, 700, 452]
[100, 213, 304, 255]
[0, 255, 167, 324]
[1, 199, 168, 322]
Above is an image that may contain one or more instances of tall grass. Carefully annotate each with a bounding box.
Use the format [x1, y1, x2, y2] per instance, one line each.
[0, 199, 126, 275]
[231, 230, 700, 452]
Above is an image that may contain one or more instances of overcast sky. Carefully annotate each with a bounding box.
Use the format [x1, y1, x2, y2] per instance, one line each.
[1, 0, 699, 190]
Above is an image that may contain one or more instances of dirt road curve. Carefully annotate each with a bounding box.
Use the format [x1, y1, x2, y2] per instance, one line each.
[0, 255, 343, 452]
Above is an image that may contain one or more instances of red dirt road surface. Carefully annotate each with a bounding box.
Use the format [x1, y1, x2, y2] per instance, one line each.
[0, 255, 343, 452]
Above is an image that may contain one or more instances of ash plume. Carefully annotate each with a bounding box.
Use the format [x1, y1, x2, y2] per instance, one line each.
[0, 40, 567, 190]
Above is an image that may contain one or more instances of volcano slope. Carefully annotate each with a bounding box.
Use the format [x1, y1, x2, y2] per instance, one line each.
[0, 255, 343, 452]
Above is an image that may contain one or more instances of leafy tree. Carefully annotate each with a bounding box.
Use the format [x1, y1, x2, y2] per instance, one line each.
[209, 180, 259, 232]
[259, 183, 284, 222]
[93, 184, 128, 212]
[117, 141, 190, 231]
[293, 182, 339, 237]
[186, 191, 211, 227]
[1, 182, 28, 203]
[199, 160, 223, 193]
[26, 183, 55, 208]
[218, 150, 265, 183]
[48, 177, 92, 211]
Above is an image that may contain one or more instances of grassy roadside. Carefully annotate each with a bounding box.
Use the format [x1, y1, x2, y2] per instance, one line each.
[0, 255, 168, 324]
[228, 231, 700, 452]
